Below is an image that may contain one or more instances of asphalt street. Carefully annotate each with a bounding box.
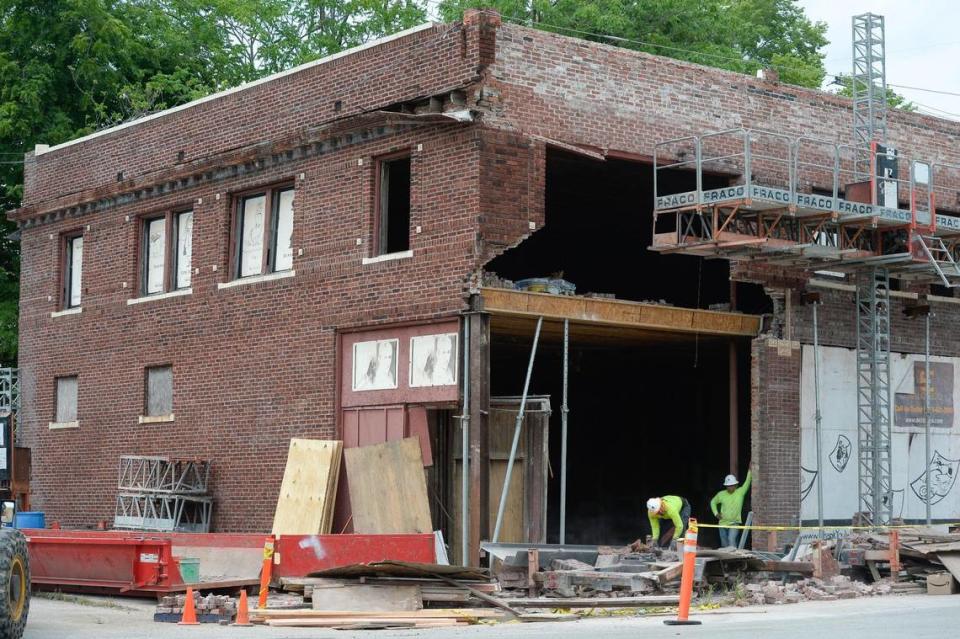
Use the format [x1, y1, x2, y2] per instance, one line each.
[21, 593, 959, 639]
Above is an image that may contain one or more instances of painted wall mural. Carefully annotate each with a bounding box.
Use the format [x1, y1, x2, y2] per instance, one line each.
[800, 346, 960, 522]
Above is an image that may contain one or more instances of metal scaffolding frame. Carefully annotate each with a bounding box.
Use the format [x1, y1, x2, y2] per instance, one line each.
[855, 269, 893, 524]
[852, 13, 887, 178]
[0, 368, 20, 415]
[117, 456, 210, 494]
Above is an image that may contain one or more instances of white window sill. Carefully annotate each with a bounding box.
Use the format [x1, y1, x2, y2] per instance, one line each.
[49, 421, 79, 430]
[139, 414, 174, 424]
[362, 250, 413, 265]
[51, 307, 82, 318]
[127, 288, 192, 305]
[217, 270, 295, 290]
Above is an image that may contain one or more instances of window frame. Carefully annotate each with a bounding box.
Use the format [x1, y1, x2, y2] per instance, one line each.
[61, 231, 84, 310]
[138, 208, 194, 297]
[143, 365, 174, 418]
[229, 182, 295, 280]
[53, 375, 78, 424]
[373, 152, 412, 257]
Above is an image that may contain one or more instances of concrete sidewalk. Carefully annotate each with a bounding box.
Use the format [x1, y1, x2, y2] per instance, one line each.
[23, 593, 958, 639]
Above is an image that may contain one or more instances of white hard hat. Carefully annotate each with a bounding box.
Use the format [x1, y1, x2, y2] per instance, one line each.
[646, 497, 662, 513]
[723, 474, 739, 487]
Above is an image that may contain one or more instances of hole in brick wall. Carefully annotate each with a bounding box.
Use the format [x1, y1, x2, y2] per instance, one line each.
[177, 150, 185, 163]
[117, 171, 124, 182]
[334, 100, 342, 112]
[485, 149, 772, 315]
[489, 327, 752, 548]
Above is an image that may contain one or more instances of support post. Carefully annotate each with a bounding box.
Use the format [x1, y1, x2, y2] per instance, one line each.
[560, 319, 570, 544]
[729, 280, 739, 475]
[459, 316, 471, 565]
[925, 313, 932, 525]
[492, 316, 543, 543]
[813, 301, 824, 530]
[467, 306, 490, 566]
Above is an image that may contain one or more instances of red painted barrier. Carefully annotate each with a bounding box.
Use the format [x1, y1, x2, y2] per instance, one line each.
[24, 529, 436, 596]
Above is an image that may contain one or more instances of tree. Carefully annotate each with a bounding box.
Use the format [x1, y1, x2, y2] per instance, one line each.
[0, 0, 426, 366]
[438, 0, 829, 88]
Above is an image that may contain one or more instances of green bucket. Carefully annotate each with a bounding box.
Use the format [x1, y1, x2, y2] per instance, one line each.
[178, 557, 200, 584]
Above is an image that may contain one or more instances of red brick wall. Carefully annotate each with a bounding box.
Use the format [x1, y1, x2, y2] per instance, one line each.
[750, 338, 801, 550]
[17, 125, 485, 531]
[21, 23, 482, 208]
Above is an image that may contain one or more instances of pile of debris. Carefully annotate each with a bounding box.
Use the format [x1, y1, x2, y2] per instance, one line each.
[742, 575, 896, 606]
[154, 592, 237, 623]
[845, 527, 960, 592]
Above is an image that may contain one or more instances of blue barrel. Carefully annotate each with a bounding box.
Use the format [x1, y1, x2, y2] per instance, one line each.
[14, 511, 44, 529]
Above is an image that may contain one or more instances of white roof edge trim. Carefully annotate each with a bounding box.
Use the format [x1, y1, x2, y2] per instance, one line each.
[36, 22, 437, 157]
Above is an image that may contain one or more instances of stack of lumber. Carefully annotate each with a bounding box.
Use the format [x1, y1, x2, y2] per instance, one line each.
[272, 439, 342, 535]
[850, 528, 960, 585]
[280, 576, 501, 606]
[252, 608, 501, 629]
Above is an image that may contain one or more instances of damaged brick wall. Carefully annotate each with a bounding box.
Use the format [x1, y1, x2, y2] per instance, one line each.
[750, 338, 802, 550]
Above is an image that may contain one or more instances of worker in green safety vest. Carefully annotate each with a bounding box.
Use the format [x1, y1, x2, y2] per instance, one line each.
[710, 469, 752, 547]
[646, 495, 691, 548]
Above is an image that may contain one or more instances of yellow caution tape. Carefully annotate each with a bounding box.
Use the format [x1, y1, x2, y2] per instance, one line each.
[695, 522, 960, 531]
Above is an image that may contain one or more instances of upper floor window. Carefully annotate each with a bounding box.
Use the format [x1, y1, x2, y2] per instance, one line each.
[62, 233, 83, 309]
[55, 375, 78, 423]
[232, 185, 294, 279]
[144, 365, 173, 417]
[376, 155, 411, 256]
[140, 210, 193, 296]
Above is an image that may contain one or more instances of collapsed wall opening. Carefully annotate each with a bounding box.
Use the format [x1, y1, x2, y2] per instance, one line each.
[489, 323, 752, 549]
[485, 149, 771, 314]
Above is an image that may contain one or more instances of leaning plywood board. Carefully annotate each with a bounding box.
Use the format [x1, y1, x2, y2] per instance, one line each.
[344, 437, 432, 534]
[272, 439, 343, 535]
[938, 553, 960, 584]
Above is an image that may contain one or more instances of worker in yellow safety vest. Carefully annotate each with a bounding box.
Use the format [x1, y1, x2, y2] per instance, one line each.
[710, 469, 752, 547]
[646, 495, 691, 548]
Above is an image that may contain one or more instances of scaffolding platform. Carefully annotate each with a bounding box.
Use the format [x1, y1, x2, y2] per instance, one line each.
[651, 128, 960, 286]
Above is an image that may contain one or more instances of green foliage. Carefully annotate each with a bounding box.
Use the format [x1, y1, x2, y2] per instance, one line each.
[439, 0, 829, 88]
[0, 0, 425, 366]
[832, 74, 917, 112]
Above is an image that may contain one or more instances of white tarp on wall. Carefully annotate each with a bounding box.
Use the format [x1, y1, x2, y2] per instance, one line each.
[800, 345, 960, 522]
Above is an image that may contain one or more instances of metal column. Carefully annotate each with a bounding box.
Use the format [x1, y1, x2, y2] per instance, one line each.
[855, 269, 893, 525]
[560, 319, 570, 544]
[925, 313, 932, 525]
[812, 301, 824, 529]
[492, 316, 543, 543]
[459, 318, 471, 564]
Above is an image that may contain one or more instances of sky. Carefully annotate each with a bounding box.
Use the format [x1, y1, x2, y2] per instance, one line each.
[797, 0, 960, 121]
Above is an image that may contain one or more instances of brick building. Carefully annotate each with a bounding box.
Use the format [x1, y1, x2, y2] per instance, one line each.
[10, 10, 960, 562]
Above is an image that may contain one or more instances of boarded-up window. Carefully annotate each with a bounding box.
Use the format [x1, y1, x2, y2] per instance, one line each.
[175, 211, 193, 289]
[145, 366, 173, 417]
[140, 210, 193, 296]
[64, 235, 83, 308]
[55, 376, 78, 423]
[233, 185, 295, 278]
[239, 195, 266, 277]
[145, 217, 166, 294]
[273, 189, 295, 272]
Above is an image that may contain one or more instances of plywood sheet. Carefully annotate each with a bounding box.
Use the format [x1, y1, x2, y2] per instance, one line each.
[272, 439, 343, 535]
[312, 584, 422, 612]
[344, 437, 432, 534]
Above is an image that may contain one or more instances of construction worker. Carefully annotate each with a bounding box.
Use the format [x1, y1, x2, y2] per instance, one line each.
[710, 469, 752, 547]
[646, 496, 691, 548]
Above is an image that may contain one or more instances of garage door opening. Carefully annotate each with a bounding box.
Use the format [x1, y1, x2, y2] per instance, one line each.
[489, 324, 752, 549]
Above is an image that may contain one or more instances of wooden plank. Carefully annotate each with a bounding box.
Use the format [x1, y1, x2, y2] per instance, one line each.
[499, 595, 680, 608]
[760, 561, 814, 575]
[480, 288, 761, 337]
[654, 561, 684, 585]
[271, 439, 343, 535]
[344, 437, 432, 534]
[311, 584, 422, 612]
[937, 553, 960, 584]
[254, 608, 499, 619]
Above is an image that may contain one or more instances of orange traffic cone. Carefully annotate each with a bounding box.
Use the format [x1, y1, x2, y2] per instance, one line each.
[179, 587, 200, 625]
[233, 589, 253, 627]
[664, 518, 702, 626]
